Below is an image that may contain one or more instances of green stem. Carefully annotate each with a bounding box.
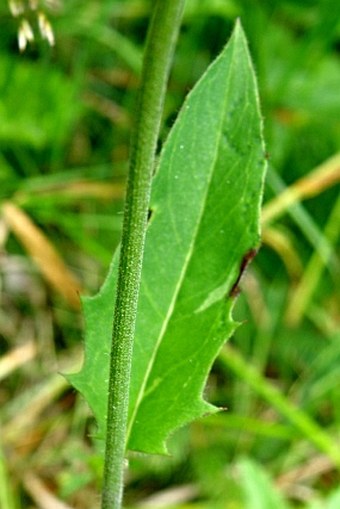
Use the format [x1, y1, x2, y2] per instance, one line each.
[101, 2, 185, 508]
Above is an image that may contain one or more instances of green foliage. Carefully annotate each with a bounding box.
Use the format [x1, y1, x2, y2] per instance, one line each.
[0, 55, 81, 148]
[238, 458, 290, 509]
[69, 22, 266, 454]
[1, 0, 340, 507]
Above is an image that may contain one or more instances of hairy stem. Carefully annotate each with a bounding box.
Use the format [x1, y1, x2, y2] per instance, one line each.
[101, 2, 185, 508]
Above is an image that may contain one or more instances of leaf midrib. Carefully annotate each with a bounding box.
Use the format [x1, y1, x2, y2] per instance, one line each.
[126, 36, 240, 446]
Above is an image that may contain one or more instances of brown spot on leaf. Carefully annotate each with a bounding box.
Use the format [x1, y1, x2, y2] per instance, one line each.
[229, 248, 258, 298]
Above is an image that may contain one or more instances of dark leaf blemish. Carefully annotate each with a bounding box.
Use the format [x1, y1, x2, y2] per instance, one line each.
[229, 248, 258, 297]
[147, 209, 153, 222]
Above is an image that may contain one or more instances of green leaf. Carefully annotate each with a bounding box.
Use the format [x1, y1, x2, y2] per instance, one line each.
[0, 56, 81, 149]
[68, 21, 266, 454]
[308, 486, 340, 509]
[237, 458, 290, 509]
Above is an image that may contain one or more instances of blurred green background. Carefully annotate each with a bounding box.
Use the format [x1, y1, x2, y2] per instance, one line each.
[1, 1, 340, 508]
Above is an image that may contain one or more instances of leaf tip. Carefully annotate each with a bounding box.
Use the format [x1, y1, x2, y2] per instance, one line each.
[231, 17, 246, 42]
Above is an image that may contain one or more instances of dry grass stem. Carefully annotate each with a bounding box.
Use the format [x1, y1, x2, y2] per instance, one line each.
[23, 472, 73, 509]
[2, 202, 82, 309]
[137, 484, 198, 507]
[0, 340, 37, 381]
[262, 226, 303, 279]
[262, 153, 340, 225]
[2, 374, 68, 444]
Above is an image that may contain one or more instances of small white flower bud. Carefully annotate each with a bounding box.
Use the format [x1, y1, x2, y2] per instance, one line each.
[45, 0, 61, 11]
[21, 19, 34, 41]
[38, 11, 55, 46]
[18, 27, 27, 52]
[9, 0, 24, 17]
[29, 0, 39, 10]
[18, 19, 34, 52]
